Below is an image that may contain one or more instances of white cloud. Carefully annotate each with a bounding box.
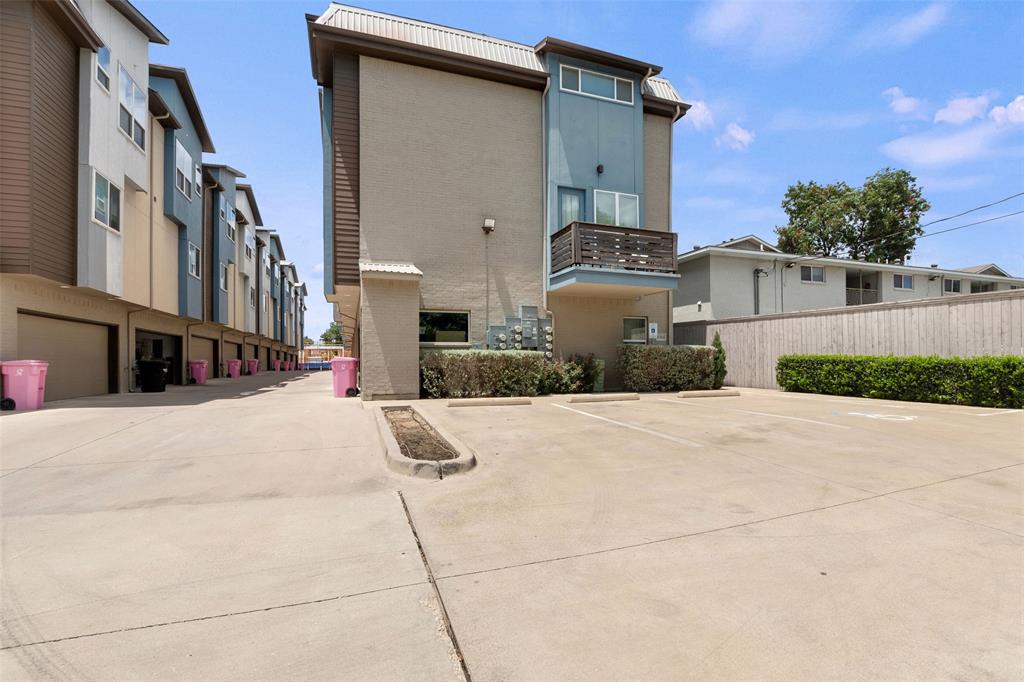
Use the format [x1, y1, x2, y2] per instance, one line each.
[881, 123, 1002, 167]
[715, 123, 755, 151]
[312, 262, 324, 274]
[934, 95, 990, 124]
[684, 100, 715, 131]
[882, 87, 925, 116]
[853, 3, 949, 52]
[689, 1, 841, 64]
[914, 174, 993, 192]
[989, 95, 1024, 126]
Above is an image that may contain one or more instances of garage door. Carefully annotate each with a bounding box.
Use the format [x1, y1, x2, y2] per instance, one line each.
[246, 344, 258, 364]
[191, 336, 215, 365]
[224, 341, 241, 360]
[17, 313, 110, 401]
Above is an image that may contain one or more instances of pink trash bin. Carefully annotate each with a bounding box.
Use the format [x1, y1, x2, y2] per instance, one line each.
[227, 359, 242, 378]
[286, 361, 293, 371]
[188, 359, 208, 385]
[273, 359, 282, 372]
[246, 358, 259, 375]
[330, 357, 359, 397]
[1, 360, 49, 411]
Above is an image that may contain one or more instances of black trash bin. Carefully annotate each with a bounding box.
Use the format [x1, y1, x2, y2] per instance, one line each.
[138, 359, 168, 393]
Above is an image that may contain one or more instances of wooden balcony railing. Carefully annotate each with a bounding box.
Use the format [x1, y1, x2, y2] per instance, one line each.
[550, 221, 678, 275]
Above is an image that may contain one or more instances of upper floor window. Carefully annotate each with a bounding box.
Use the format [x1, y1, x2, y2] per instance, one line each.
[174, 139, 193, 198]
[943, 279, 961, 294]
[893, 273, 913, 289]
[218, 194, 227, 222]
[188, 242, 201, 278]
[594, 190, 639, 228]
[225, 205, 236, 242]
[96, 46, 111, 91]
[194, 164, 202, 197]
[118, 66, 146, 150]
[244, 232, 255, 260]
[249, 286, 256, 307]
[560, 65, 633, 105]
[219, 263, 228, 291]
[93, 170, 121, 231]
[800, 266, 825, 283]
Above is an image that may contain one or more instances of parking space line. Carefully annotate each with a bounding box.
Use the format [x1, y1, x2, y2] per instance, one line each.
[553, 404, 703, 447]
[658, 399, 851, 430]
[758, 390, 1022, 417]
[972, 411, 1023, 418]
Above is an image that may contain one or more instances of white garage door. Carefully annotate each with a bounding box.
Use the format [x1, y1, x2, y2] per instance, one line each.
[16, 313, 110, 402]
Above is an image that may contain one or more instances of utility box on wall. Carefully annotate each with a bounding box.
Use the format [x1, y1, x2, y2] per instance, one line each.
[485, 305, 553, 357]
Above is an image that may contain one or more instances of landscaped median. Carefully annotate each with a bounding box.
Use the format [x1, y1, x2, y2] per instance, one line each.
[776, 354, 1024, 408]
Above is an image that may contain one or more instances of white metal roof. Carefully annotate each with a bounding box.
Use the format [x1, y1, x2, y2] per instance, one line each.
[359, 261, 424, 277]
[315, 3, 686, 105]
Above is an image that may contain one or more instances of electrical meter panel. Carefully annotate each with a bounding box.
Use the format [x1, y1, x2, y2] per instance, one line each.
[485, 305, 552, 356]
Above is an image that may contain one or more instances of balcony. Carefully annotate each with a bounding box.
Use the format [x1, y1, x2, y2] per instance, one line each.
[846, 288, 880, 306]
[549, 221, 680, 297]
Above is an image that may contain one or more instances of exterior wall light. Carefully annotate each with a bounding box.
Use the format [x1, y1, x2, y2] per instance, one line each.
[482, 218, 495, 234]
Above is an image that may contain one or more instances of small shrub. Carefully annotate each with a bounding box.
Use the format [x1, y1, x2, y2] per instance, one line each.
[776, 354, 1024, 408]
[711, 332, 727, 389]
[421, 350, 587, 398]
[618, 344, 716, 392]
[539, 361, 584, 395]
[568, 353, 601, 393]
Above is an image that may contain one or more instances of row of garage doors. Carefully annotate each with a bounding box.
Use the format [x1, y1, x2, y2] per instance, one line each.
[15, 312, 296, 402]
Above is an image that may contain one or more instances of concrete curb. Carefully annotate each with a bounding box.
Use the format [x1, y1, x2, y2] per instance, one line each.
[448, 397, 532, 407]
[373, 406, 477, 479]
[566, 393, 640, 404]
[677, 389, 741, 398]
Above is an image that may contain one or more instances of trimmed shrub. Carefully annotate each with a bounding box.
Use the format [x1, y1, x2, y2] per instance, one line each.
[711, 332, 727, 389]
[568, 353, 601, 393]
[618, 344, 716, 392]
[776, 354, 1024, 408]
[420, 350, 586, 398]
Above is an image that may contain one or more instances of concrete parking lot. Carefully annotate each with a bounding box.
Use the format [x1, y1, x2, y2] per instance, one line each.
[2, 371, 1021, 680]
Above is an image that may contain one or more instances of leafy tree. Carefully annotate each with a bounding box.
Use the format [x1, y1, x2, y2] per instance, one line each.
[711, 332, 727, 389]
[320, 322, 344, 345]
[775, 168, 929, 262]
[303, 336, 315, 346]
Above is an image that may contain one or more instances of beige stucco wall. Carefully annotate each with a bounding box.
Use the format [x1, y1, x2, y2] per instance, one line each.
[643, 114, 672, 231]
[359, 278, 420, 399]
[549, 292, 671, 390]
[359, 56, 544, 339]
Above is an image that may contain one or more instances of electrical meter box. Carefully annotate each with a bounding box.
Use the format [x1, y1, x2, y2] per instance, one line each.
[486, 326, 509, 350]
[485, 305, 552, 354]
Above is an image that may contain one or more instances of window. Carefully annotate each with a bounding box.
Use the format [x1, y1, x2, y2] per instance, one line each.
[218, 194, 226, 222]
[623, 317, 647, 344]
[972, 281, 994, 293]
[943, 279, 961, 294]
[263, 293, 268, 312]
[188, 243, 201, 278]
[96, 46, 111, 90]
[419, 311, 469, 344]
[893, 274, 913, 289]
[225, 203, 236, 242]
[219, 263, 228, 291]
[594, 190, 639, 228]
[558, 187, 585, 228]
[118, 66, 146, 149]
[560, 65, 633, 104]
[194, 164, 202, 197]
[800, 266, 825, 283]
[249, 286, 256, 307]
[174, 139, 193, 198]
[92, 171, 121, 231]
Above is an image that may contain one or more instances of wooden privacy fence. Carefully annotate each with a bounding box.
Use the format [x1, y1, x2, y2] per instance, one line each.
[674, 290, 1024, 389]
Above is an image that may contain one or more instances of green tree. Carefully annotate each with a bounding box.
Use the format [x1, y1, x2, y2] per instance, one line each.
[320, 322, 344, 345]
[711, 332, 727, 389]
[774, 168, 930, 262]
[303, 336, 315, 346]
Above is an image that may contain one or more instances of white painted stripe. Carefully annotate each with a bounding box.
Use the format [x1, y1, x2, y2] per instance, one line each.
[972, 411, 1024, 418]
[553, 404, 703, 448]
[762, 390, 1018, 417]
[657, 399, 851, 430]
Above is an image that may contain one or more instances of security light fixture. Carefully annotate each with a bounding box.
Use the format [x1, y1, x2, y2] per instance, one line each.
[481, 218, 495, 234]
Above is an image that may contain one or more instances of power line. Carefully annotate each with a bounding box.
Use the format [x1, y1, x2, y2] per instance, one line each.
[920, 191, 1024, 228]
[919, 209, 1024, 239]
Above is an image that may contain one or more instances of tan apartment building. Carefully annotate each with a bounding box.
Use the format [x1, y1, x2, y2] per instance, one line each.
[308, 4, 689, 398]
[0, 0, 306, 403]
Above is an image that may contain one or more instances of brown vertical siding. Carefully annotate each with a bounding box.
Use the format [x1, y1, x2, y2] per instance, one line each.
[0, 1, 78, 284]
[332, 53, 360, 286]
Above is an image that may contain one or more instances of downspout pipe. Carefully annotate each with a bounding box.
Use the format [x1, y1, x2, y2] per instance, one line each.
[753, 267, 769, 315]
[540, 71, 555, 352]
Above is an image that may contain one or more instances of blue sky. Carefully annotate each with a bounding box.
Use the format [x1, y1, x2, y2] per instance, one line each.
[138, 0, 1024, 339]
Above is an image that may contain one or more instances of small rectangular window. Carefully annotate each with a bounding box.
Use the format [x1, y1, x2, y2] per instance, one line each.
[419, 311, 469, 344]
[561, 65, 580, 91]
[800, 266, 825, 283]
[615, 78, 633, 103]
[560, 65, 633, 105]
[188, 243, 201, 278]
[225, 205, 236, 242]
[893, 274, 913, 289]
[96, 46, 111, 90]
[194, 164, 202, 196]
[118, 66, 146, 150]
[174, 139, 193, 198]
[219, 263, 228, 291]
[249, 286, 256, 307]
[943, 279, 961, 293]
[623, 317, 647, 344]
[92, 170, 120, 231]
[594, 190, 640, 228]
[581, 70, 615, 99]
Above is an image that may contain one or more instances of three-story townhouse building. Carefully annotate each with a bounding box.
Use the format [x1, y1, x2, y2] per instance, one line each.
[0, 0, 307, 402]
[307, 4, 689, 398]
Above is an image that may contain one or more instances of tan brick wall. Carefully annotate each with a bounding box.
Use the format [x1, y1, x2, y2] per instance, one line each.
[359, 56, 544, 341]
[359, 278, 420, 399]
[549, 292, 671, 390]
[643, 114, 672, 231]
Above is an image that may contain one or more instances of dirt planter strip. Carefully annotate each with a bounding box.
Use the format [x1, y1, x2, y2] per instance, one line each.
[566, 393, 640, 404]
[677, 389, 741, 398]
[374, 406, 477, 479]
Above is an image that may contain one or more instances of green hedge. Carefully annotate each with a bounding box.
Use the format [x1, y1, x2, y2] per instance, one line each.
[420, 350, 585, 398]
[776, 354, 1024, 408]
[618, 344, 716, 392]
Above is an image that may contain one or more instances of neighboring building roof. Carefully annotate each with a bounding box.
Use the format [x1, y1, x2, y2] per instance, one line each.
[235, 184, 264, 226]
[149, 65, 215, 152]
[677, 243, 1023, 284]
[713, 235, 782, 253]
[359, 261, 424, 278]
[308, 3, 688, 112]
[147, 89, 182, 129]
[957, 263, 1011, 277]
[202, 163, 246, 178]
[107, 0, 169, 45]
